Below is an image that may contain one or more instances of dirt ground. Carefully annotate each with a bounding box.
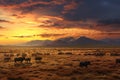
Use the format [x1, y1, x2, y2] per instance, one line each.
[0, 47, 120, 80]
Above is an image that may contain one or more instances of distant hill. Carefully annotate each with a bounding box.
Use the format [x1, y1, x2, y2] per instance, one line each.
[48, 36, 106, 47]
[72, 36, 106, 46]
[101, 38, 120, 46]
[21, 36, 120, 47]
[24, 40, 52, 46]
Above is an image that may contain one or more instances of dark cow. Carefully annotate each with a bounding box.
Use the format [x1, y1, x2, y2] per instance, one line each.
[116, 59, 120, 64]
[24, 58, 31, 63]
[79, 61, 91, 68]
[14, 57, 25, 63]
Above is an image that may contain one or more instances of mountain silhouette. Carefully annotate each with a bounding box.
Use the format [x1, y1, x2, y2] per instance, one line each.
[72, 36, 105, 46]
[25, 40, 52, 46]
[101, 38, 120, 46]
[23, 36, 112, 47]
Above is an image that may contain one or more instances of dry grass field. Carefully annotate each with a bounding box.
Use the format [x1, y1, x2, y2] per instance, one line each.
[0, 47, 120, 80]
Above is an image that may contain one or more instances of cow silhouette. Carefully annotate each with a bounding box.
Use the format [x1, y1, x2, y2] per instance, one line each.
[79, 61, 91, 68]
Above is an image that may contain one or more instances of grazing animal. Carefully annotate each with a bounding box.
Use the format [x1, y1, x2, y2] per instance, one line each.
[116, 59, 120, 64]
[14, 57, 25, 63]
[79, 61, 91, 68]
[4, 57, 11, 62]
[35, 57, 42, 62]
[24, 58, 31, 63]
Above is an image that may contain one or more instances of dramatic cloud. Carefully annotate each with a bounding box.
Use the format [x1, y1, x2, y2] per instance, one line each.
[38, 33, 65, 38]
[99, 32, 120, 36]
[98, 19, 120, 25]
[0, 19, 13, 23]
[37, 18, 120, 32]
[96, 19, 120, 31]
[63, 0, 120, 21]
[12, 33, 65, 38]
[0, 0, 120, 20]
[38, 20, 90, 29]
[12, 35, 33, 38]
[1, 0, 120, 21]
[0, 0, 120, 44]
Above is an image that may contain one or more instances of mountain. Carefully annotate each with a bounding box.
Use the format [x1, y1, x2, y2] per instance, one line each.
[72, 36, 105, 46]
[0, 37, 119, 47]
[18, 36, 120, 47]
[23, 36, 110, 47]
[50, 37, 74, 46]
[101, 38, 120, 46]
[24, 40, 52, 46]
[50, 36, 106, 47]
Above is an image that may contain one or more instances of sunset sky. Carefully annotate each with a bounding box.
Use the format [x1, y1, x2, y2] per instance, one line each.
[0, 0, 120, 45]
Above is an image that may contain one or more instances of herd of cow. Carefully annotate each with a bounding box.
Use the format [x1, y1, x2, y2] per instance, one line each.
[3, 53, 42, 64]
[2, 51, 120, 68]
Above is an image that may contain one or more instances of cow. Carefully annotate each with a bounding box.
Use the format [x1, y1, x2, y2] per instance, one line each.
[79, 61, 91, 68]
[24, 58, 31, 63]
[14, 57, 25, 63]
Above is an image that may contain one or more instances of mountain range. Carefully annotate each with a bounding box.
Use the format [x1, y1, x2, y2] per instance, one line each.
[20, 36, 120, 47]
[0, 36, 119, 47]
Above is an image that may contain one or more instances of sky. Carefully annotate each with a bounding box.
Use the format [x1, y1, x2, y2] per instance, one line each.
[0, 0, 120, 45]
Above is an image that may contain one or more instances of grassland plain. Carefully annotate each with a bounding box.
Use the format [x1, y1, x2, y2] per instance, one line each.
[0, 47, 120, 80]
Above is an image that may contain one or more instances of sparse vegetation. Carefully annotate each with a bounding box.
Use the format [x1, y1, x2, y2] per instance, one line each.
[0, 47, 120, 80]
